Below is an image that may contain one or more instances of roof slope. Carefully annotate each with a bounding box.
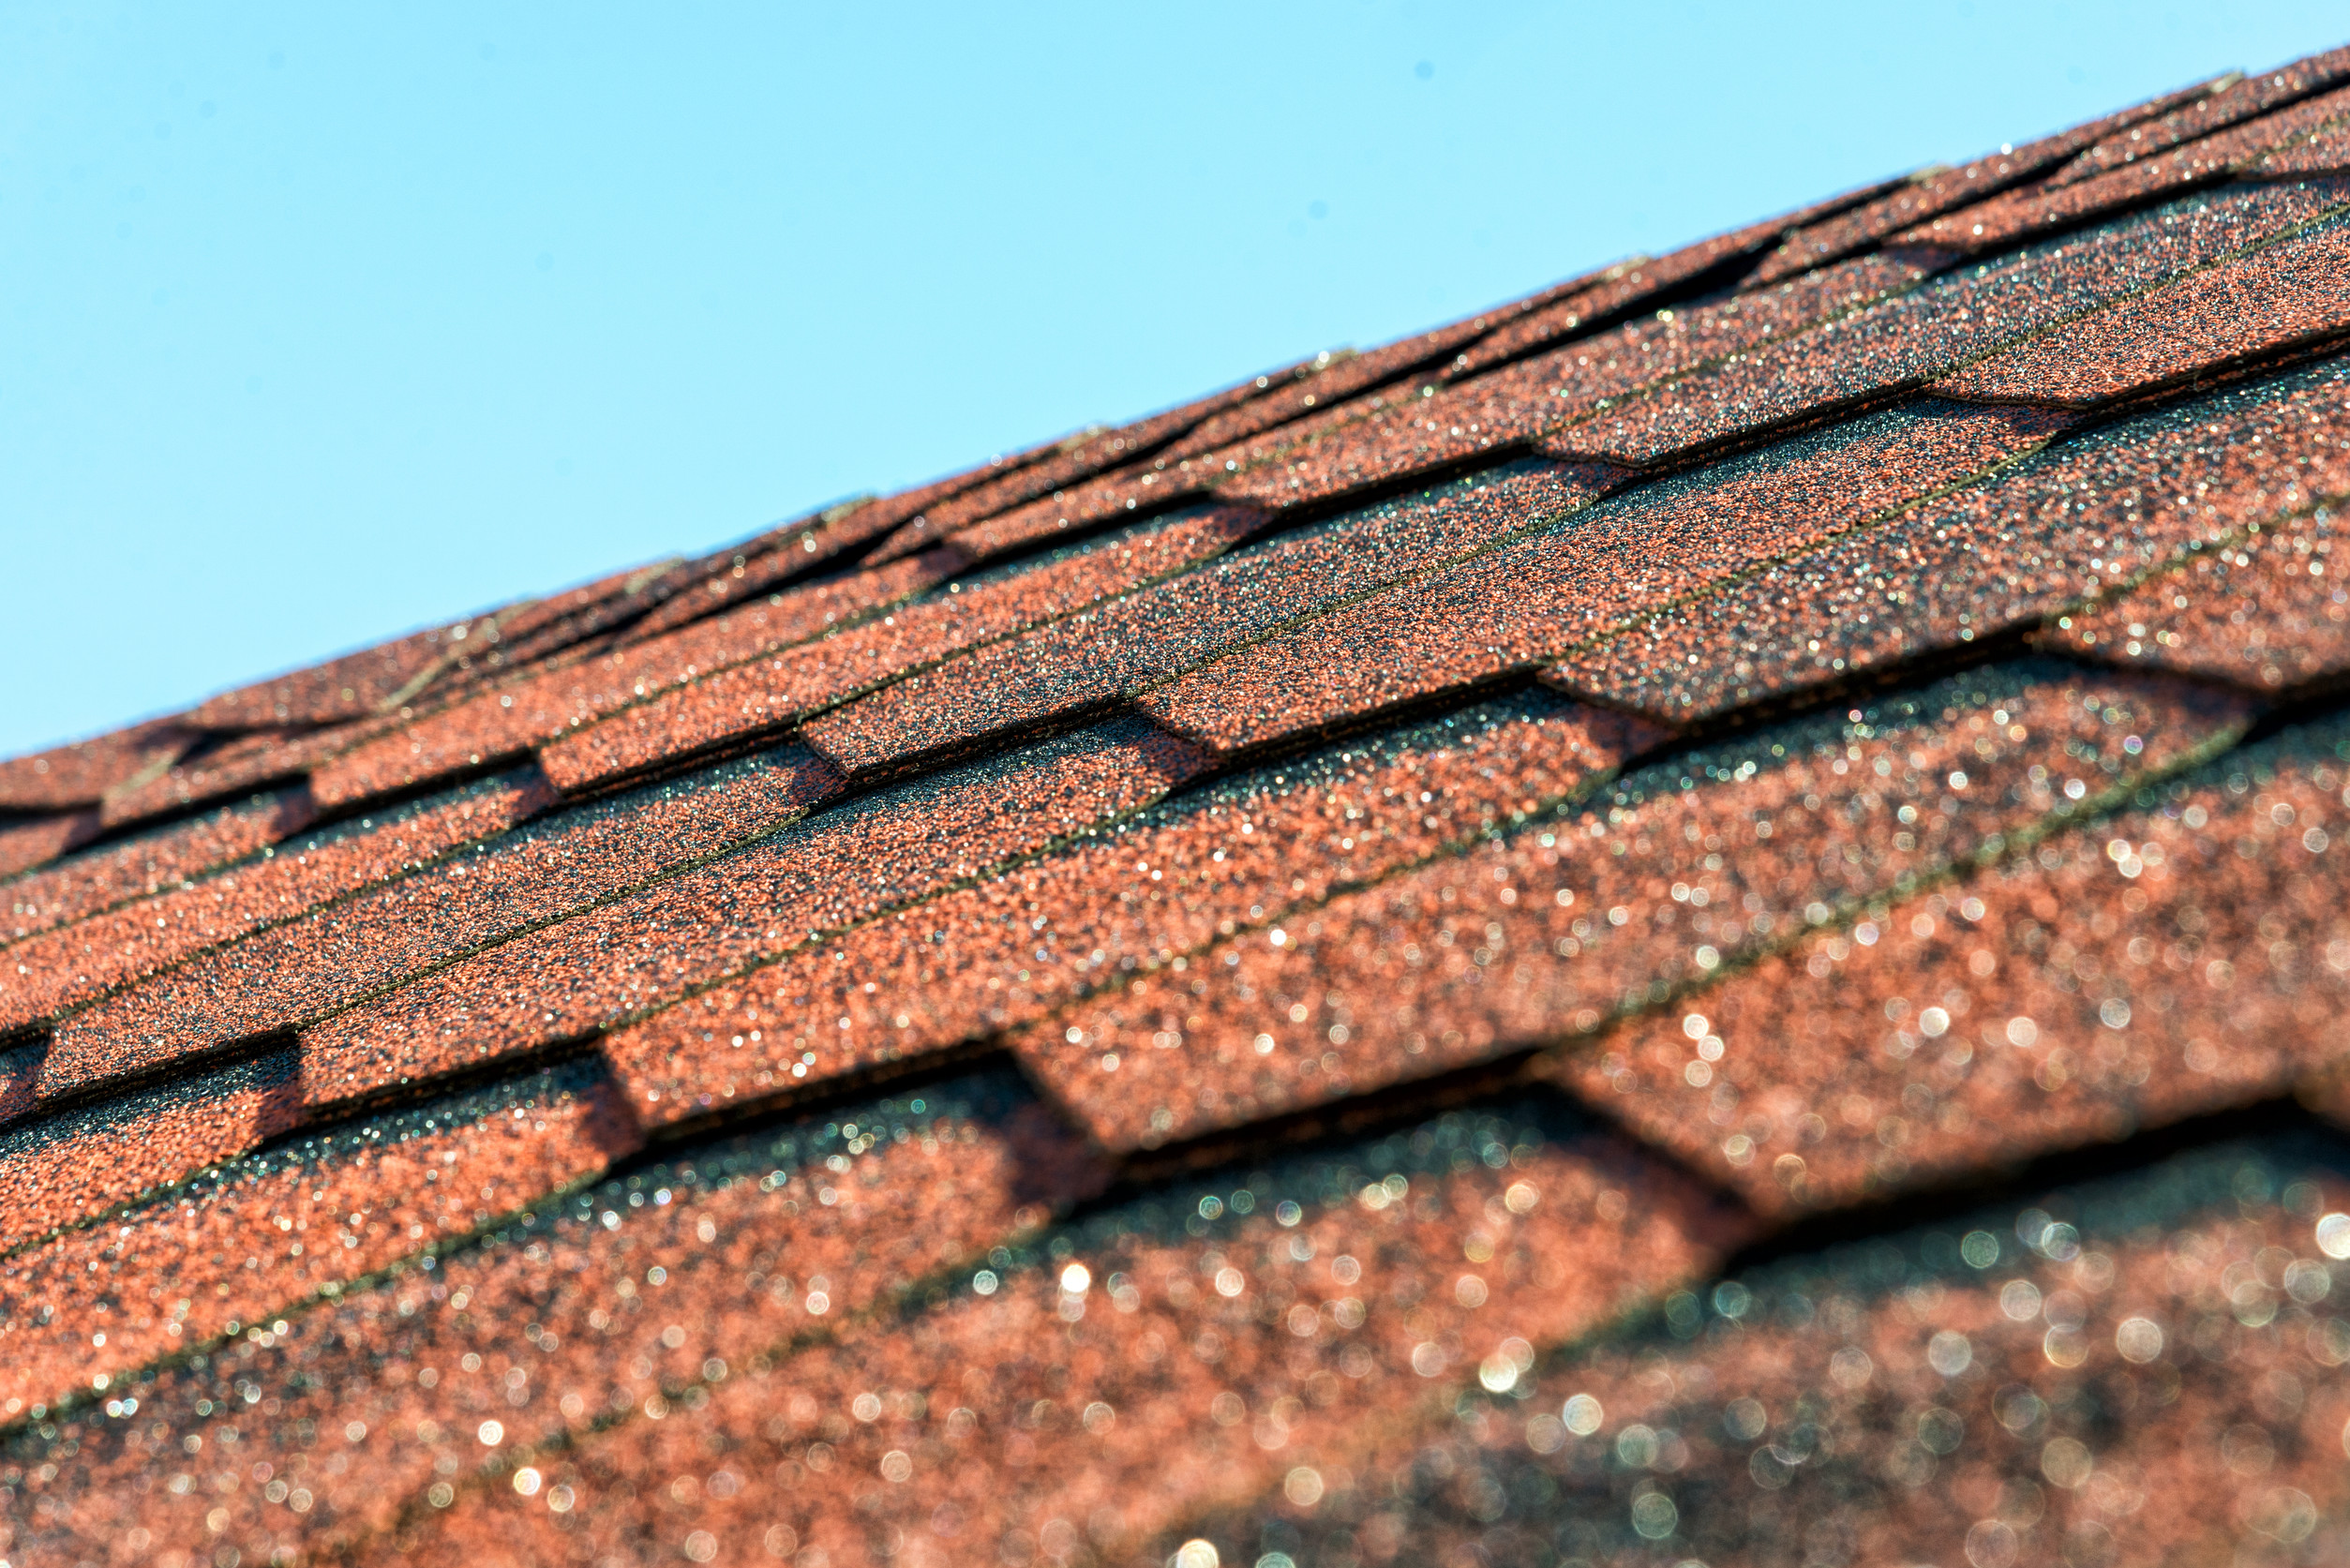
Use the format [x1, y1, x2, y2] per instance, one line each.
[8, 46, 2350, 1567]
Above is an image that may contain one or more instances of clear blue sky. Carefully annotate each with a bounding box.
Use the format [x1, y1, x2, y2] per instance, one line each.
[5, 3, 2343, 757]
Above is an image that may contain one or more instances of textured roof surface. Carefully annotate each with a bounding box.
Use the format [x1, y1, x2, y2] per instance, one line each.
[8, 46, 2350, 1568]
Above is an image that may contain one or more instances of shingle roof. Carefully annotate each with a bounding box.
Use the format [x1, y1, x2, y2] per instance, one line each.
[7, 45, 2350, 1566]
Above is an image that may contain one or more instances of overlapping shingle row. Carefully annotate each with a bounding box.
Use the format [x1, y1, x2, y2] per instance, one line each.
[9, 45, 2350, 1565]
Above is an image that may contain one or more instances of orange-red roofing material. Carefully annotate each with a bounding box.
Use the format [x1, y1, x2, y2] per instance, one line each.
[9, 42, 2350, 1568]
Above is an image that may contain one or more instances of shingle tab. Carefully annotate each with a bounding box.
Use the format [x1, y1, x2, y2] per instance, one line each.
[0, 1061, 638, 1421]
[1550, 348, 2350, 722]
[0, 769, 555, 1039]
[926, 337, 1489, 563]
[40, 747, 837, 1104]
[1189, 1138, 2350, 1568]
[2050, 44, 2350, 185]
[187, 616, 498, 731]
[1161, 328, 1479, 460]
[0, 1049, 305, 1250]
[1145, 400, 2071, 756]
[1746, 76, 2228, 287]
[1931, 214, 2350, 407]
[310, 555, 945, 810]
[2036, 498, 2350, 691]
[1213, 251, 1945, 514]
[619, 496, 904, 642]
[5, 788, 316, 946]
[0, 812, 99, 880]
[0, 1073, 1092, 1558]
[801, 463, 1620, 780]
[1446, 174, 1925, 380]
[857, 372, 1287, 562]
[368, 1097, 1747, 1568]
[538, 506, 1255, 795]
[1555, 177, 2350, 468]
[97, 714, 397, 829]
[1905, 84, 2350, 255]
[1025, 662, 2249, 1152]
[299, 719, 1201, 1112]
[0, 720, 195, 813]
[605, 694, 1659, 1128]
[2256, 115, 2350, 177]
[1552, 709, 2350, 1213]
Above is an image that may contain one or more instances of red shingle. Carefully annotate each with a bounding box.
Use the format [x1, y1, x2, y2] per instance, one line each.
[1023, 662, 2249, 1152]
[1144, 400, 2069, 757]
[11, 48, 2350, 1568]
[605, 694, 1662, 1128]
[1188, 1142, 2350, 1568]
[187, 615, 503, 731]
[1932, 214, 2350, 407]
[1441, 179, 1911, 380]
[0, 720, 195, 813]
[1160, 328, 1485, 461]
[0, 1050, 305, 1250]
[497, 508, 950, 673]
[299, 721, 1201, 1112]
[1557, 177, 2350, 468]
[96, 715, 397, 829]
[1746, 77, 2229, 287]
[923, 340, 1486, 565]
[2255, 115, 2350, 177]
[0, 812, 100, 880]
[620, 496, 903, 643]
[2050, 45, 2350, 185]
[1457, 251, 1946, 441]
[1553, 709, 2350, 1214]
[375, 1099, 1747, 1568]
[1440, 260, 1656, 381]
[5, 789, 316, 946]
[0, 1061, 638, 1422]
[949, 250, 1939, 576]
[1550, 346, 2350, 722]
[1130, 344, 1509, 525]
[468, 560, 685, 679]
[932, 463, 1223, 569]
[827, 432, 1080, 562]
[949, 252, 1776, 563]
[0, 769, 555, 1039]
[2036, 499, 2350, 691]
[310, 556, 944, 811]
[868, 271, 1689, 569]
[40, 749, 837, 1104]
[1900, 82, 2350, 254]
[539, 507, 1256, 796]
[0, 1074, 1097, 1561]
[801, 463, 1618, 781]
[0, 1042, 37, 1140]
[859, 373, 1288, 563]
